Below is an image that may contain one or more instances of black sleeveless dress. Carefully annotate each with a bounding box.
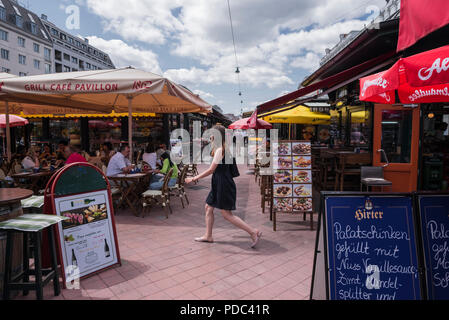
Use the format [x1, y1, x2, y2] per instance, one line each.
[206, 155, 239, 211]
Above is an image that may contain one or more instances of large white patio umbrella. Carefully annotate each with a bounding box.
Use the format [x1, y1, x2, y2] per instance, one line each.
[0, 67, 212, 161]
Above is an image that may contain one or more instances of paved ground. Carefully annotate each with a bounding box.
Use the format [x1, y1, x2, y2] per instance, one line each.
[16, 165, 317, 300]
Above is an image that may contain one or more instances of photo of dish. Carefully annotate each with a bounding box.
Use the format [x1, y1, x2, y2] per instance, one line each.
[273, 142, 291, 156]
[61, 203, 108, 230]
[293, 156, 312, 169]
[274, 157, 293, 169]
[292, 142, 311, 155]
[274, 170, 292, 183]
[274, 198, 293, 212]
[293, 198, 312, 212]
[319, 128, 330, 141]
[293, 184, 312, 197]
[293, 170, 311, 183]
[274, 184, 292, 197]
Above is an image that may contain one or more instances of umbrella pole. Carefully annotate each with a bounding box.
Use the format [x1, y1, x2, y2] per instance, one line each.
[5, 101, 10, 162]
[127, 97, 133, 162]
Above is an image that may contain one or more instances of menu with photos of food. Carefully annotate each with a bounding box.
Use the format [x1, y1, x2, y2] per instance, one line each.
[273, 141, 313, 213]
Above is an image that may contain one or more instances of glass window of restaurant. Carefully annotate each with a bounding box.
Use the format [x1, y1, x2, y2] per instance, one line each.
[88, 118, 122, 153]
[420, 104, 449, 191]
[132, 116, 164, 151]
[50, 119, 81, 146]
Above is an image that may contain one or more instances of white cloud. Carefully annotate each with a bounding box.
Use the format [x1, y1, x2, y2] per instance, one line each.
[82, 0, 388, 92]
[86, 36, 162, 74]
[192, 89, 215, 100]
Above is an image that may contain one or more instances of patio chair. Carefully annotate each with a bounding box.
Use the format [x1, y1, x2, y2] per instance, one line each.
[360, 166, 392, 192]
[141, 168, 173, 218]
[260, 175, 273, 215]
[169, 165, 189, 208]
[186, 164, 199, 184]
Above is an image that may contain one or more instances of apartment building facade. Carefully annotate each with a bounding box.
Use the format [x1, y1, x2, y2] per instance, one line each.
[41, 16, 115, 73]
[0, 0, 114, 77]
[0, 0, 53, 76]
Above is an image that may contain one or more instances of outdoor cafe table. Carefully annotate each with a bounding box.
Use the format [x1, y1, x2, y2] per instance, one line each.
[108, 171, 153, 216]
[11, 170, 54, 195]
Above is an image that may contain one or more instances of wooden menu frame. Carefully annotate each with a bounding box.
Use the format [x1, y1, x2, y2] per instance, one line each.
[271, 140, 314, 231]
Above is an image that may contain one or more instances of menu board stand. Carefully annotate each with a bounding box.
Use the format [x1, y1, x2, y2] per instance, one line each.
[272, 140, 314, 231]
[44, 162, 121, 288]
[311, 191, 424, 300]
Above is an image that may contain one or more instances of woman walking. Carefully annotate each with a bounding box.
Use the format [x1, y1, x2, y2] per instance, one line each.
[185, 125, 262, 248]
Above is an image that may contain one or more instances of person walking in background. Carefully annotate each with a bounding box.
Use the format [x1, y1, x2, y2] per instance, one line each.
[149, 151, 178, 190]
[185, 124, 262, 248]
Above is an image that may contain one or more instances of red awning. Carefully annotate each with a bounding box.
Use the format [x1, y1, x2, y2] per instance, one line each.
[257, 51, 397, 115]
[397, 0, 449, 52]
[360, 44, 449, 104]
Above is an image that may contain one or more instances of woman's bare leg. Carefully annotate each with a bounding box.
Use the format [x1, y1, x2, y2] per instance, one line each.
[221, 210, 259, 240]
[196, 204, 214, 242]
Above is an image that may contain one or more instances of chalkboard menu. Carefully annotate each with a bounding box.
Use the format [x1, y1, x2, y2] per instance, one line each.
[418, 195, 449, 300]
[325, 196, 421, 300]
[272, 141, 313, 213]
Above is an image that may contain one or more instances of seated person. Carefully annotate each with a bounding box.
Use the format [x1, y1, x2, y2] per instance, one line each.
[156, 143, 167, 167]
[142, 144, 157, 170]
[65, 144, 87, 165]
[39, 144, 56, 162]
[100, 142, 115, 166]
[149, 152, 178, 190]
[55, 140, 68, 168]
[22, 147, 40, 171]
[106, 145, 134, 176]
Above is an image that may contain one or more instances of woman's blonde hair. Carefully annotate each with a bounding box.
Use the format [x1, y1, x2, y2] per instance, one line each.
[26, 146, 39, 160]
[210, 124, 226, 157]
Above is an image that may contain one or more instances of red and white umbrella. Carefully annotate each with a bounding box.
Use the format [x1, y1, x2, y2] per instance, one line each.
[0, 114, 28, 128]
[359, 44, 449, 104]
[229, 111, 272, 130]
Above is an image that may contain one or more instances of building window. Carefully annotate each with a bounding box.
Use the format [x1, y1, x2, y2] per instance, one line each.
[1, 67, 10, 73]
[63, 53, 70, 61]
[15, 15, 23, 28]
[60, 33, 67, 41]
[19, 54, 26, 65]
[44, 47, 51, 61]
[86, 62, 91, 69]
[33, 43, 39, 53]
[0, 29, 7, 41]
[34, 59, 40, 69]
[30, 22, 37, 35]
[1, 48, 9, 60]
[45, 63, 51, 74]
[51, 28, 58, 36]
[55, 50, 61, 61]
[19, 72, 27, 77]
[18, 36, 25, 47]
[64, 65, 70, 72]
[71, 56, 78, 64]
[68, 37, 74, 44]
[0, 7, 5, 21]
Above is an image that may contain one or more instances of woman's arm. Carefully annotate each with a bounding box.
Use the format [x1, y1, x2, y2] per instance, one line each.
[186, 148, 222, 184]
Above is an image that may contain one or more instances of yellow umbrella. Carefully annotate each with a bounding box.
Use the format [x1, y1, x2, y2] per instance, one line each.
[351, 110, 367, 124]
[262, 105, 331, 125]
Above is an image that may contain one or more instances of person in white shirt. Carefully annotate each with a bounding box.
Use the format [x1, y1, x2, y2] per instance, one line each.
[142, 144, 157, 170]
[106, 145, 133, 176]
[22, 147, 40, 171]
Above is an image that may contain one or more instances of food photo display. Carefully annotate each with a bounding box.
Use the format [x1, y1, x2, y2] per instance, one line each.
[272, 141, 313, 213]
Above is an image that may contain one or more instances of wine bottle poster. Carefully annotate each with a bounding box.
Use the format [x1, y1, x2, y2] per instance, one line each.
[54, 190, 119, 280]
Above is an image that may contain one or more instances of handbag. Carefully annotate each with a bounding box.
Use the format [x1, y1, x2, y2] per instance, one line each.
[230, 158, 240, 178]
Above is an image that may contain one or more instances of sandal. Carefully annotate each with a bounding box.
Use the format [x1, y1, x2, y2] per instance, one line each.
[250, 231, 262, 248]
[194, 237, 214, 243]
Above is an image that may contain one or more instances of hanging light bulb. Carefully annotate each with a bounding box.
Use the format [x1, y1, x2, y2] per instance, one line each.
[238, 92, 242, 96]
[235, 67, 240, 74]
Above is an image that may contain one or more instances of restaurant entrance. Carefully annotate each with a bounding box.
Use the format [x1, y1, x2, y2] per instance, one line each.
[372, 104, 420, 192]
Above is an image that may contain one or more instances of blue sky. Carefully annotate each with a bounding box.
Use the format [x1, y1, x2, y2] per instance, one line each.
[26, 0, 386, 116]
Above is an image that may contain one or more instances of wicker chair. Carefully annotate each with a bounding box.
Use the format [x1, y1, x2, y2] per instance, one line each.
[141, 168, 173, 218]
[169, 166, 189, 208]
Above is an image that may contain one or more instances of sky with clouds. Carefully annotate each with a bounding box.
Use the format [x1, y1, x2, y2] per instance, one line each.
[27, 0, 386, 115]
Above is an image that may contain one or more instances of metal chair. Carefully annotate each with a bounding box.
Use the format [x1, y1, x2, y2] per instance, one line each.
[360, 166, 392, 191]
